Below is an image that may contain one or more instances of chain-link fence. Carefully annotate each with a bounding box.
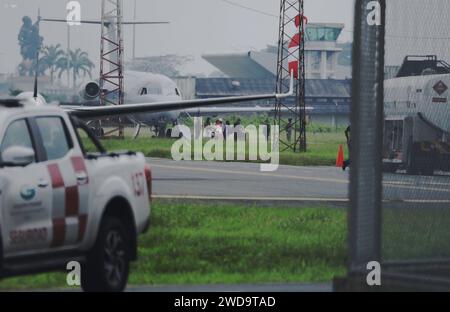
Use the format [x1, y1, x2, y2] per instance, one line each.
[381, 0, 450, 285]
[341, 0, 450, 291]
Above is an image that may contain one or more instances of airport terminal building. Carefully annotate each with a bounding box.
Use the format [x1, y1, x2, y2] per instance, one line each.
[203, 23, 351, 80]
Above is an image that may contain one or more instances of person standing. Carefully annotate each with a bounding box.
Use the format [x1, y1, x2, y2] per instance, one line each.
[234, 118, 242, 141]
[264, 118, 271, 141]
[342, 125, 351, 171]
[224, 120, 231, 139]
[215, 118, 224, 140]
[204, 117, 213, 138]
[157, 117, 166, 138]
[286, 118, 293, 142]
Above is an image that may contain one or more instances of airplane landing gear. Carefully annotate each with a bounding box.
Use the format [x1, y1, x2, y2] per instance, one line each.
[133, 124, 142, 140]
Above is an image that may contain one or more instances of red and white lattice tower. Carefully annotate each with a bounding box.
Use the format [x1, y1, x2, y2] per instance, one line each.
[288, 14, 308, 80]
[275, 0, 307, 152]
[99, 0, 124, 108]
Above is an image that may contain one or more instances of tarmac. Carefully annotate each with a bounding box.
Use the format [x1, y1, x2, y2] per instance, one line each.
[149, 158, 450, 206]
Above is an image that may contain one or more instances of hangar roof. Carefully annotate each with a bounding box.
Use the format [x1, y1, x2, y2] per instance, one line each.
[202, 53, 275, 79]
[196, 78, 351, 99]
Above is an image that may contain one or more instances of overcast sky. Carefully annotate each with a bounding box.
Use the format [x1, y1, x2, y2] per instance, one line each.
[0, 0, 355, 75]
[385, 0, 450, 66]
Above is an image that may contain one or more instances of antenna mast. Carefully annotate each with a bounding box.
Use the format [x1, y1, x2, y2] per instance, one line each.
[99, 0, 124, 107]
[99, 0, 124, 137]
[274, 0, 307, 152]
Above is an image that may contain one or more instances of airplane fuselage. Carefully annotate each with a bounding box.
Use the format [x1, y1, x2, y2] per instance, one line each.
[122, 70, 182, 127]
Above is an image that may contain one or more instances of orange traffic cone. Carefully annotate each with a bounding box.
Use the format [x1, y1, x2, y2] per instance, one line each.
[336, 144, 344, 168]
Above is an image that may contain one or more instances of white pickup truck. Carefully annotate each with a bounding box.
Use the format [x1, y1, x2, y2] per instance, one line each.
[0, 103, 151, 291]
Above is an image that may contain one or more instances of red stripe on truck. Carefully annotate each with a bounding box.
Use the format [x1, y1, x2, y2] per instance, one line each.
[47, 164, 65, 188]
[47, 157, 89, 247]
[71, 156, 89, 184]
[78, 215, 88, 242]
[71, 156, 86, 171]
[65, 186, 79, 216]
[51, 218, 66, 247]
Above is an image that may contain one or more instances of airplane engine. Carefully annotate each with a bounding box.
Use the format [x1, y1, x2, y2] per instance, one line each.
[84, 82, 101, 100]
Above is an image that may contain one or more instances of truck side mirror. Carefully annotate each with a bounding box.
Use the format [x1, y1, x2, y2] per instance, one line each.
[1, 146, 35, 167]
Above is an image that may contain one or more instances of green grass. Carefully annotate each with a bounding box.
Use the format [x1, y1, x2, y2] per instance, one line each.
[87, 131, 347, 167]
[0, 201, 347, 290]
[383, 207, 450, 261]
[2, 202, 448, 290]
[278, 133, 346, 166]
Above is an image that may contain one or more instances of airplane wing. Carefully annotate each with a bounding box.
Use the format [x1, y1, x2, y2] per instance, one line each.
[182, 106, 314, 115]
[65, 74, 294, 118]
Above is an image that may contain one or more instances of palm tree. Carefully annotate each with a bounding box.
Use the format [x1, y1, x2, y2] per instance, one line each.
[70, 49, 95, 88]
[56, 54, 70, 85]
[58, 48, 95, 88]
[40, 44, 65, 84]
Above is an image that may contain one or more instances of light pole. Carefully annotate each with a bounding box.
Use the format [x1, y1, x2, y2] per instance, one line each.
[0, 52, 3, 68]
[65, 0, 72, 88]
[0, 52, 4, 80]
[132, 0, 137, 60]
[67, 23, 71, 87]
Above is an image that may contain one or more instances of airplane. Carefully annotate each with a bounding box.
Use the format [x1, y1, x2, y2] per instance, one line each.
[75, 70, 183, 137]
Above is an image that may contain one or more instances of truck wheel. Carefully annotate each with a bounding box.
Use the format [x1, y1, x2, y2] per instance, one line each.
[382, 163, 398, 173]
[0, 227, 3, 271]
[406, 159, 418, 175]
[81, 217, 130, 292]
[419, 157, 434, 176]
[406, 143, 418, 175]
[412, 151, 434, 176]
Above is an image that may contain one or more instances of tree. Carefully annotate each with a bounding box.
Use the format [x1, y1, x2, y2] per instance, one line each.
[17, 57, 46, 77]
[58, 49, 95, 88]
[17, 16, 43, 76]
[40, 44, 65, 84]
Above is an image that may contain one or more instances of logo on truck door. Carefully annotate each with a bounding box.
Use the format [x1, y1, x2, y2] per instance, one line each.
[433, 81, 448, 96]
[20, 185, 36, 201]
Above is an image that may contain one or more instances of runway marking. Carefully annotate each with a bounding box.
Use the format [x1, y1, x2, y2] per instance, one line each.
[153, 195, 348, 202]
[151, 163, 450, 193]
[384, 182, 450, 193]
[398, 199, 450, 204]
[153, 195, 450, 204]
[386, 180, 450, 187]
[150, 163, 347, 184]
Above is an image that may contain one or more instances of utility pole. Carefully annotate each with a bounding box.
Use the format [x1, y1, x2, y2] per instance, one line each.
[133, 0, 137, 60]
[0, 53, 4, 77]
[67, 24, 71, 87]
[66, 0, 71, 88]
